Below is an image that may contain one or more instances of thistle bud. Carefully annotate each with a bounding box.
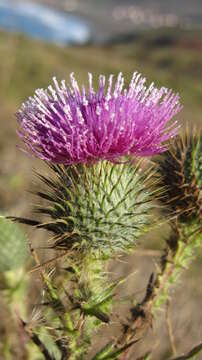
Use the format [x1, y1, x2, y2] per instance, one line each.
[158, 131, 202, 223]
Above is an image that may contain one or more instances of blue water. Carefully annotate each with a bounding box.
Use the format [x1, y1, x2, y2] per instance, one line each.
[0, 0, 91, 45]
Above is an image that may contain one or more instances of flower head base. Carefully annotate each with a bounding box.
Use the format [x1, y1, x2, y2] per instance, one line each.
[17, 72, 182, 165]
[12, 161, 158, 256]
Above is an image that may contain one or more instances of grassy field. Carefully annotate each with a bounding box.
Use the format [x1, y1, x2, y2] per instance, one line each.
[0, 27, 202, 359]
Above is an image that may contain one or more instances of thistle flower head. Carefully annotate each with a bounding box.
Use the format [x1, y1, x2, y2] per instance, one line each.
[17, 72, 182, 165]
[158, 131, 202, 223]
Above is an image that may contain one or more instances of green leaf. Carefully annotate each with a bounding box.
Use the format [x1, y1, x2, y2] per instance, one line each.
[0, 217, 28, 272]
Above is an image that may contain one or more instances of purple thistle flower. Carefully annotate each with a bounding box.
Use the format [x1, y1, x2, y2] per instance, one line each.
[16, 72, 182, 165]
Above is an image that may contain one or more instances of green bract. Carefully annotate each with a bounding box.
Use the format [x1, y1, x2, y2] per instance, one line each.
[17, 161, 157, 256]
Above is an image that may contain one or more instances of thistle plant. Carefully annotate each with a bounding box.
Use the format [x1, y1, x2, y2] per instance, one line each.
[116, 131, 202, 359]
[152, 131, 202, 311]
[7, 71, 190, 359]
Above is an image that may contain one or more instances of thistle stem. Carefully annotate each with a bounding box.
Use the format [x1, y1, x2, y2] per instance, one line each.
[118, 223, 202, 359]
[166, 300, 177, 356]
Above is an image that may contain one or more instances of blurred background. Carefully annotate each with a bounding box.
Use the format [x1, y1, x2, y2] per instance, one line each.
[0, 0, 202, 359]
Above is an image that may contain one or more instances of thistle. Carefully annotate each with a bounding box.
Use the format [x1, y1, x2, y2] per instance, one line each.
[144, 131, 202, 318]
[14, 72, 182, 256]
[16, 72, 182, 165]
[114, 132, 202, 357]
[158, 131, 202, 223]
[12, 72, 183, 359]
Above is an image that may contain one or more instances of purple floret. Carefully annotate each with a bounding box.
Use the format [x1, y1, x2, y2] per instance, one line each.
[16, 72, 182, 164]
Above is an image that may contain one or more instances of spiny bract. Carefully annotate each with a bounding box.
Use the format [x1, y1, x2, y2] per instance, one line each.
[158, 131, 202, 223]
[15, 161, 158, 256]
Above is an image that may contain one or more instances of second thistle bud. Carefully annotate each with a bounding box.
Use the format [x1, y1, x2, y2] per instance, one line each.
[158, 132, 202, 223]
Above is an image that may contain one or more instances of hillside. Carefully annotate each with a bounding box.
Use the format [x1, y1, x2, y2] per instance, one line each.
[32, 0, 202, 40]
[1, 28, 202, 121]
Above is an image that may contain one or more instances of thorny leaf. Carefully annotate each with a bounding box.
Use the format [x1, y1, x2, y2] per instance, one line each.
[92, 339, 139, 360]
